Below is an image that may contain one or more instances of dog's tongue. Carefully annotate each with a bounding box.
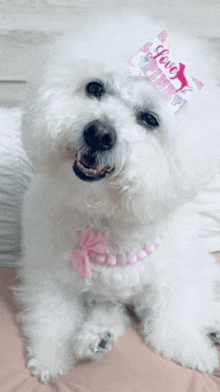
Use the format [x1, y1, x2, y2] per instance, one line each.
[80, 154, 98, 170]
[73, 151, 113, 182]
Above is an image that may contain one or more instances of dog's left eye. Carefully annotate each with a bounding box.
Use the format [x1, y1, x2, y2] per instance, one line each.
[86, 82, 105, 99]
[137, 112, 159, 129]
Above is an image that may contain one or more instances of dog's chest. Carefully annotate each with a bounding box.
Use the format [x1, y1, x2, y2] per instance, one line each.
[86, 262, 150, 302]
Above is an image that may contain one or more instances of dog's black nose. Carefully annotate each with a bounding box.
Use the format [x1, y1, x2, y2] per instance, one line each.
[83, 120, 116, 152]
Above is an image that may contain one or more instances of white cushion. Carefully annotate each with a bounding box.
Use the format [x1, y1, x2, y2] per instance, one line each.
[0, 107, 33, 266]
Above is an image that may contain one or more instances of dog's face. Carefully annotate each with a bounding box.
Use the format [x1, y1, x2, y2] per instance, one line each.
[23, 15, 220, 222]
[67, 70, 171, 181]
[65, 70, 176, 220]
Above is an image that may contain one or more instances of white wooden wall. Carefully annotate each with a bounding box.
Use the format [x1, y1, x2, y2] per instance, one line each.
[0, 1, 85, 106]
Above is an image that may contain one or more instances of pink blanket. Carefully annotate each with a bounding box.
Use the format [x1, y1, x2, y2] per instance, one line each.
[1, 267, 220, 392]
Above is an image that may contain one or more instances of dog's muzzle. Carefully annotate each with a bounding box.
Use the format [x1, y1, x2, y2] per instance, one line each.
[73, 120, 116, 182]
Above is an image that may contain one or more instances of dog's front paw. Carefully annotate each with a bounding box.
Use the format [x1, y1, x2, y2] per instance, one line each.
[73, 328, 115, 360]
[27, 357, 65, 384]
[27, 345, 73, 384]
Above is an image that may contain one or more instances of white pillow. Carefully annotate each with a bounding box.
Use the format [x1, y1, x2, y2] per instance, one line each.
[195, 176, 220, 254]
[0, 107, 33, 267]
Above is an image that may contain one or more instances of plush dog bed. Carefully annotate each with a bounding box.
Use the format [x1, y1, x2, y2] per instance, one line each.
[1, 107, 220, 391]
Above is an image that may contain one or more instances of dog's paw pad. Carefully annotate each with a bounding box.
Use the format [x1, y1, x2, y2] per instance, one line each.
[97, 332, 112, 350]
[90, 331, 114, 355]
[98, 338, 109, 349]
[210, 332, 220, 342]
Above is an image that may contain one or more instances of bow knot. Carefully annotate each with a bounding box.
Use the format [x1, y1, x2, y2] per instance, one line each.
[71, 230, 109, 278]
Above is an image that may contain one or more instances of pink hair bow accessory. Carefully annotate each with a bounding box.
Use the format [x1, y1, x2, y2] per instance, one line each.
[71, 230, 109, 278]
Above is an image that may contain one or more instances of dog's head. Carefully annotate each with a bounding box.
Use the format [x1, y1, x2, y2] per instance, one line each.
[22, 14, 220, 222]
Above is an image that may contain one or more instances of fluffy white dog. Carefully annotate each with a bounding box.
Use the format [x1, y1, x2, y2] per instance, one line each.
[16, 12, 220, 384]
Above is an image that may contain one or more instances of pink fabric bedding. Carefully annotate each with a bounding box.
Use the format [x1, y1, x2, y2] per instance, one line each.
[1, 267, 220, 392]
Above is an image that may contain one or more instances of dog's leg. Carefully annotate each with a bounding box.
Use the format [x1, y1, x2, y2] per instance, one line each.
[136, 257, 220, 373]
[17, 284, 86, 384]
[72, 301, 131, 360]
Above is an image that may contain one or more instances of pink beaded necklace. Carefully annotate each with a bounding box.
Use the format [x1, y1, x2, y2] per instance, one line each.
[67, 230, 165, 279]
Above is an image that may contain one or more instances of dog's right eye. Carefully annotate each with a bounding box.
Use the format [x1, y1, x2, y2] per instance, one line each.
[86, 82, 105, 99]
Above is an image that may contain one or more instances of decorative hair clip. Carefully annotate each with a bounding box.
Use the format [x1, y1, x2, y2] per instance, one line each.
[130, 31, 204, 113]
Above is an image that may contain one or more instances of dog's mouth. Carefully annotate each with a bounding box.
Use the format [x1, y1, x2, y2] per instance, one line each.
[73, 152, 113, 182]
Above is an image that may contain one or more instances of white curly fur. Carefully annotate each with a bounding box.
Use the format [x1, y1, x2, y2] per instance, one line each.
[16, 11, 220, 384]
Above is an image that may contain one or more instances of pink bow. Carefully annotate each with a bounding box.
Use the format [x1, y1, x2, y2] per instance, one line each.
[71, 230, 109, 278]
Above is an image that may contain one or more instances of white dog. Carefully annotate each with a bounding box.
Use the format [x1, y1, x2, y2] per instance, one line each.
[16, 12, 220, 384]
